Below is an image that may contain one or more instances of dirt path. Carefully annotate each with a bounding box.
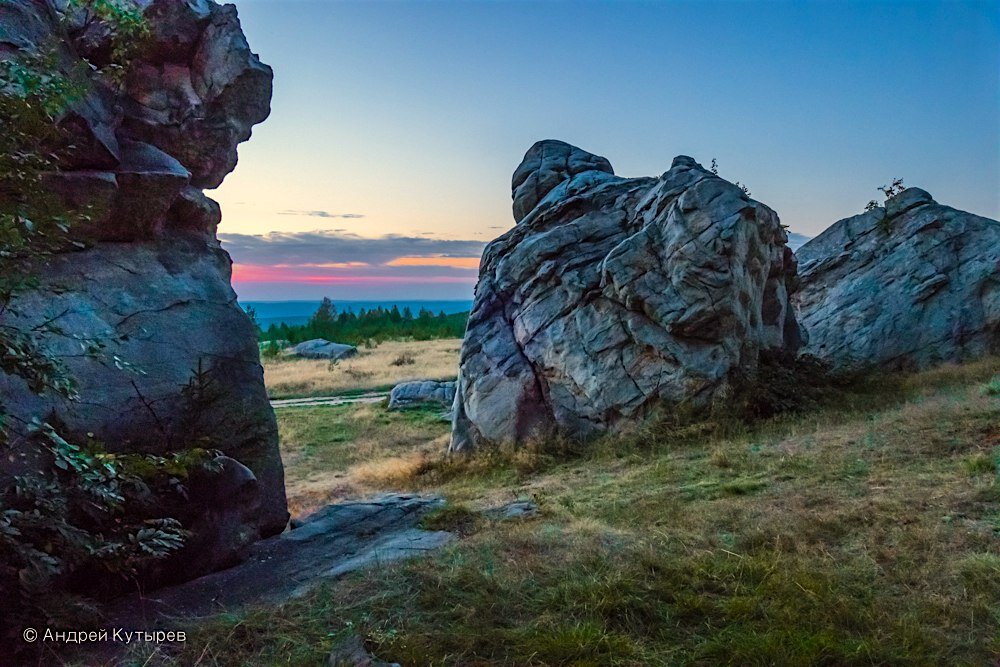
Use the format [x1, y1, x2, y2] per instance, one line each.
[270, 391, 388, 408]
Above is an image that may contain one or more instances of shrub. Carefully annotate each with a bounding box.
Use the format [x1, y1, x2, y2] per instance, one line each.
[729, 351, 841, 420]
[390, 352, 416, 367]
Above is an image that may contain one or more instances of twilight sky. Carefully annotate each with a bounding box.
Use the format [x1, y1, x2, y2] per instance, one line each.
[215, 0, 1000, 301]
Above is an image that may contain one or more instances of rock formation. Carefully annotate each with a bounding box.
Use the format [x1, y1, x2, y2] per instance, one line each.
[451, 140, 801, 451]
[0, 0, 287, 575]
[795, 188, 1000, 369]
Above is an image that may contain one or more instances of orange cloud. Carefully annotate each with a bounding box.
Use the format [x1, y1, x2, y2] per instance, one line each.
[386, 256, 481, 269]
[231, 263, 475, 285]
[272, 262, 371, 269]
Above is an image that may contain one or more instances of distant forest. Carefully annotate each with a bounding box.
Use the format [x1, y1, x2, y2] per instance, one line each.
[253, 297, 469, 346]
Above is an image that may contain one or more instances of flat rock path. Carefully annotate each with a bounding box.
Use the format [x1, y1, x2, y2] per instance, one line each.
[270, 391, 388, 408]
[105, 494, 452, 629]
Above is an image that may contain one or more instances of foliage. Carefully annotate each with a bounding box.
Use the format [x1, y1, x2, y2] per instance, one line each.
[0, 426, 218, 633]
[259, 297, 469, 346]
[729, 350, 846, 420]
[865, 176, 906, 212]
[65, 0, 149, 83]
[707, 157, 751, 196]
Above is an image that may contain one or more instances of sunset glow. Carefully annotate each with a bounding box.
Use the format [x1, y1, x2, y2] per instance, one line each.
[386, 256, 482, 269]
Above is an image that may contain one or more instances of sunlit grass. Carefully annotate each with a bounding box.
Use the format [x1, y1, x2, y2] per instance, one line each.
[263, 338, 461, 399]
[138, 356, 1000, 665]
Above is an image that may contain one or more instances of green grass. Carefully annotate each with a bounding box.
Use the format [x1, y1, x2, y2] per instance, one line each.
[132, 357, 1000, 666]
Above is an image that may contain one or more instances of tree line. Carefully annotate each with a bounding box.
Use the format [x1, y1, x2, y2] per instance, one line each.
[254, 297, 470, 347]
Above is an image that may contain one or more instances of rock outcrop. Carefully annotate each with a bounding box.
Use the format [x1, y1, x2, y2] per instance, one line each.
[795, 188, 1000, 369]
[451, 140, 801, 451]
[388, 380, 456, 410]
[0, 0, 287, 575]
[106, 495, 452, 626]
[290, 339, 359, 361]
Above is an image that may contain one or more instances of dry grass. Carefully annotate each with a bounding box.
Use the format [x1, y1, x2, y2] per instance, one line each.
[263, 338, 462, 399]
[276, 403, 451, 518]
[136, 357, 1000, 665]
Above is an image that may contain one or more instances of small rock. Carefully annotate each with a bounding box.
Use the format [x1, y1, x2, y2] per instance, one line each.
[290, 339, 359, 360]
[487, 501, 539, 521]
[388, 380, 456, 410]
[327, 634, 400, 667]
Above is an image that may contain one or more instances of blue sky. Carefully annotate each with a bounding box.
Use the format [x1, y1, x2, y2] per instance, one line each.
[216, 0, 1000, 301]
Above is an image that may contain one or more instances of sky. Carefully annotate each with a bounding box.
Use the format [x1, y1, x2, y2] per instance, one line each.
[215, 0, 1000, 301]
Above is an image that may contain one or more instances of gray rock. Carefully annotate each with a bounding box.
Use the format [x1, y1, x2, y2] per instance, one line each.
[388, 380, 456, 410]
[290, 339, 359, 361]
[327, 634, 400, 667]
[486, 501, 539, 521]
[795, 188, 1000, 370]
[451, 142, 801, 451]
[0, 238, 288, 540]
[0, 0, 287, 582]
[105, 494, 452, 627]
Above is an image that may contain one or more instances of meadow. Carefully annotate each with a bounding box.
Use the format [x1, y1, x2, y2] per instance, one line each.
[264, 338, 463, 399]
[143, 352, 1000, 665]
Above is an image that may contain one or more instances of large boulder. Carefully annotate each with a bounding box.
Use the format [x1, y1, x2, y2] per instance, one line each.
[388, 380, 456, 410]
[290, 339, 359, 361]
[795, 188, 1000, 369]
[0, 0, 287, 577]
[451, 140, 801, 452]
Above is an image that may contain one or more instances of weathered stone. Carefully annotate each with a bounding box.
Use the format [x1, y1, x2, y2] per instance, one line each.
[451, 141, 800, 452]
[290, 339, 359, 361]
[0, 0, 286, 582]
[106, 495, 452, 627]
[486, 500, 539, 521]
[795, 188, 1000, 370]
[0, 238, 288, 536]
[388, 380, 456, 410]
[122, 2, 273, 187]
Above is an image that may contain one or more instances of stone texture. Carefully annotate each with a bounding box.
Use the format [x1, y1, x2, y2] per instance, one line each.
[388, 380, 456, 410]
[105, 495, 452, 627]
[327, 634, 401, 667]
[0, 0, 286, 575]
[451, 140, 801, 451]
[290, 339, 359, 361]
[795, 188, 1000, 370]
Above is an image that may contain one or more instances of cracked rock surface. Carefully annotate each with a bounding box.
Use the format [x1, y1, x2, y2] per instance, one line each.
[795, 188, 1000, 370]
[451, 140, 801, 451]
[105, 494, 452, 626]
[0, 0, 285, 577]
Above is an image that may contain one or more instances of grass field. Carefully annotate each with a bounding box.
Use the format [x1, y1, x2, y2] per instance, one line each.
[144, 357, 1000, 665]
[263, 338, 462, 399]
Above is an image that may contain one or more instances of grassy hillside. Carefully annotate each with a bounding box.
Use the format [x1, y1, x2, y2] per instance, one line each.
[141, 358, 1000, 665]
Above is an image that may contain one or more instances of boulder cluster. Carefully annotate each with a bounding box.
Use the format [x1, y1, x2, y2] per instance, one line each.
[452, 140, 999, 451]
